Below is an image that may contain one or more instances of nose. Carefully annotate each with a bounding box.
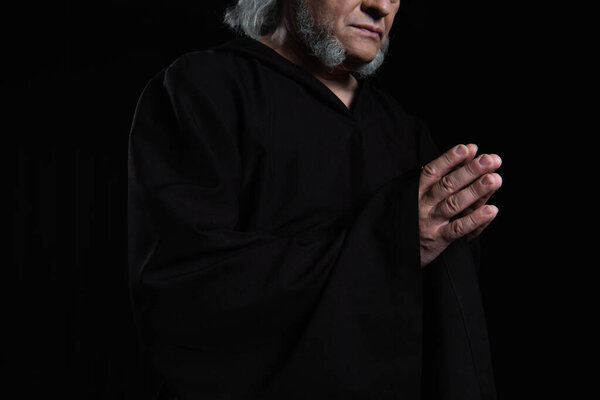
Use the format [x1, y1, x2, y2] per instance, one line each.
[361, 0, 398, 20]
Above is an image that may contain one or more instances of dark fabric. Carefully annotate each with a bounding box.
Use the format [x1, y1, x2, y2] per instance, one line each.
[127, 37, 496, 399]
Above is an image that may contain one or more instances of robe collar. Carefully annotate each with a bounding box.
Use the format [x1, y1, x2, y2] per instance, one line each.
[211, 36, 370, 118]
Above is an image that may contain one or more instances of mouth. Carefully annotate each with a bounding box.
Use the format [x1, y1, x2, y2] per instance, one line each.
[351, 24, 383, 39]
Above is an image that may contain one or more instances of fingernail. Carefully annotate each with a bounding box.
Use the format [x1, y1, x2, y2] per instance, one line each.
[481, 174, 493, 185]
[478, 154, 491, 166]
[482, 205, 496, 216]
[455, 145, 467, 156]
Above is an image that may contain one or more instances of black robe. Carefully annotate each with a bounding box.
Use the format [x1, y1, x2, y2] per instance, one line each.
[127, 37, 496, 399]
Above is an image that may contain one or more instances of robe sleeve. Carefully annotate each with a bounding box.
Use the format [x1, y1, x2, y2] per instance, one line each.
[413, 120, 496, 398]
[128, 58, 425, 399]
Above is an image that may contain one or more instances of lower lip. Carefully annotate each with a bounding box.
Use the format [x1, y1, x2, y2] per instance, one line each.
[352, 26, 380, 39]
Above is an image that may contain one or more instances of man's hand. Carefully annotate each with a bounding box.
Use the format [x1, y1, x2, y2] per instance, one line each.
[419, 144, 502, 268]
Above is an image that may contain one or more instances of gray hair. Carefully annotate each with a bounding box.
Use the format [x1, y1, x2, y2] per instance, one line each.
[294, 0, 345, 68]
[223, 0, 283, 39]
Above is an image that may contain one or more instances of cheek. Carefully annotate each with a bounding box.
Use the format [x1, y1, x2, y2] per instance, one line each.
[386, 11, 399, 32]
[384, 18, 395, 36]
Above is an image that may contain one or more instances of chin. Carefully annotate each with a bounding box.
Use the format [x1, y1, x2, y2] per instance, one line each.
[341, 37, 379, 59]
[345, 45, 380, 63]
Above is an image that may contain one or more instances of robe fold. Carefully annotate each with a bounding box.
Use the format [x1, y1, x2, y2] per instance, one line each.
[127, 37, 496, 399]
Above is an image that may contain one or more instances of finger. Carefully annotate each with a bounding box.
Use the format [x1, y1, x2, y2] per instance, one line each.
[455, 188, 496, 219]
[457, 144, 479, 167]
[441, 205, 499, 243]
[427, 153, 502, 205]
[419, 144, 475, 196]
[435, 173, 502, 220]
[462, 191, 494, 217]
[465, 215, 495, 240]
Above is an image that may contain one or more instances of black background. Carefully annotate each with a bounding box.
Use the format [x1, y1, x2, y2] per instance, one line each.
[5, 1, 580, 399]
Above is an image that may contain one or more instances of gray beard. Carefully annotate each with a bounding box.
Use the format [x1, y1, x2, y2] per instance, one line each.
[294, 0, 390, 78]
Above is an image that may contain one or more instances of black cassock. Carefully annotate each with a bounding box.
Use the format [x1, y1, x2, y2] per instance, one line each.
[127, 37, 497, 399]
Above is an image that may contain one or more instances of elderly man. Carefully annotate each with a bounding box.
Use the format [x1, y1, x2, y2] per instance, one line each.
[128, 1, 502, 399]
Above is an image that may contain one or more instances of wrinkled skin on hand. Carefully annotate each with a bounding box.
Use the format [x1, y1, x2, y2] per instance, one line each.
[419, 144, 502, 268]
